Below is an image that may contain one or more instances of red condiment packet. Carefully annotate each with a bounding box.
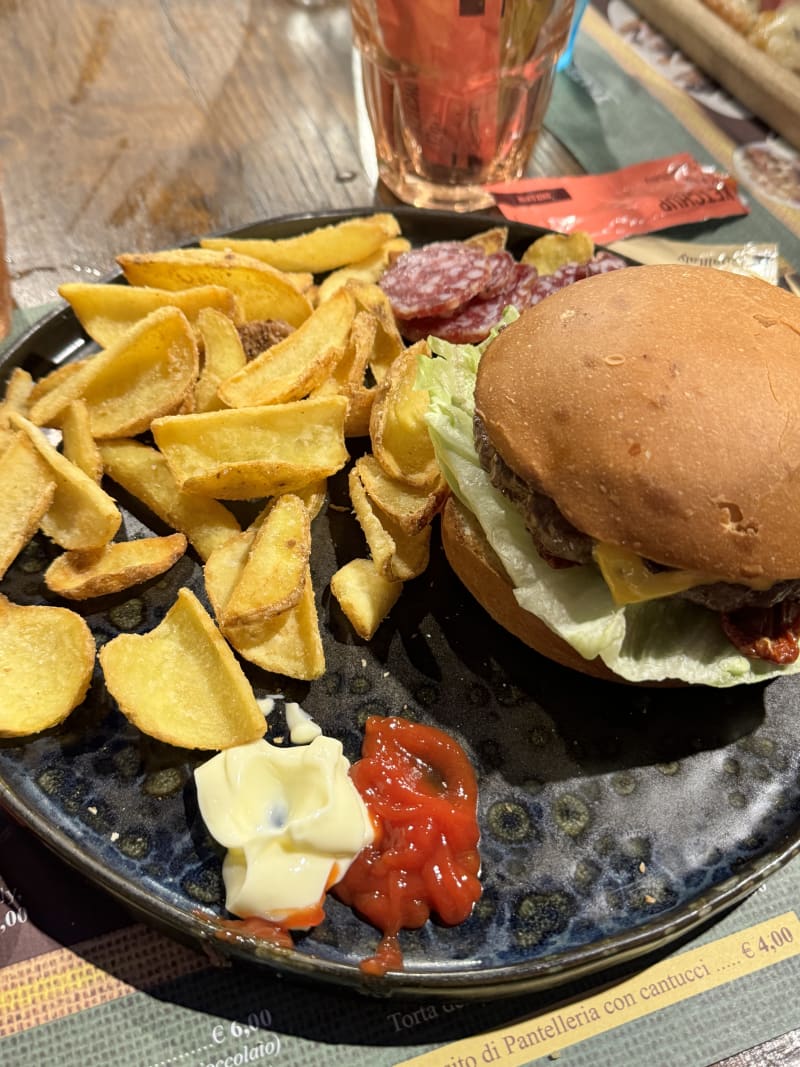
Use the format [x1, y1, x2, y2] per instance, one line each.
[488, 154, 749, 243]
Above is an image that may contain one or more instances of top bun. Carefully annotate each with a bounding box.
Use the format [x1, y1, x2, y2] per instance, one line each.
[474, 264, 800, 584]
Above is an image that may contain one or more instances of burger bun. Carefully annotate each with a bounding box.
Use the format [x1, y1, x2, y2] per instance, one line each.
[440, 496, 630, 684]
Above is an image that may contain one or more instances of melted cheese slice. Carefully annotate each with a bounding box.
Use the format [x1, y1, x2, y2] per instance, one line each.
[593, 543, 720, 605]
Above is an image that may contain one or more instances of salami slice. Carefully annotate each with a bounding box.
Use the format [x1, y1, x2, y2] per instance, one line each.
[379, 241, 492, 320]
[480, 251, 516, 298]
[529, 252, 627, 305]
[400, 253, 627, 345]
[587, 251, 628, 273]
[400, 293, 507, 345]
[503, 262, 539, 309]
[400, 263, 539, 345]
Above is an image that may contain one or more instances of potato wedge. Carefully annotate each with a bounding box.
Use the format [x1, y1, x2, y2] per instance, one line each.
[116, 248, 312, 327]
[317, 236, 411, 302]
[218, 288, 355, 408]
[0, 367, 34, 454]
[194, 307, 247, 413]
[332, 310, 375, 393]
[354, 454, 448, 536]
[285, 271, 315, 294]
[44, 532, 188, 599]
[342, 388, 375, 439]
[310, 381, 373, 441]
[0, 367, 34, 450]
[221, 494, 311, 627]
[348, 466, 430, 581]
[203, 526, 255, 621]
[224, 567, 325, 681]
[60, 400, 103, 483]
[200, 214, 401, 273]
[205, 525, 324, 681]
[310, 309, 378, 437]
[369, 340, 440, 489]
[330, 558, 402, 640]
[464, 226, 509, 254]
[346, 281, 405, 384]
[29, 306, 200, 435]
[79, 306, 199, 436]
[99, 438, 240, 561]
[99, 587, 265, 749]
[26, 356, 86, 409]
[0, 594, 95, 737]
[58, 282, 240, 349]
[27, 361, 96, 429]
[151, 396, 348, 500]
[521, 231, 594, 275]
[343, 310, 381, 435]
[0, 433, 56, 578]
[11, 413, 121, 550]
[2, 366, 34, 410]
[292, 478, 327, 520]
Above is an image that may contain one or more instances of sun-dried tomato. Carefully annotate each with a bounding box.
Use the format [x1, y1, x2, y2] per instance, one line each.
[721, 600, 800, 664]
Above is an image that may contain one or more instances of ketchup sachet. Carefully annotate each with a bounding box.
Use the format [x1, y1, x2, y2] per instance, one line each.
[488, 154, 749, 242]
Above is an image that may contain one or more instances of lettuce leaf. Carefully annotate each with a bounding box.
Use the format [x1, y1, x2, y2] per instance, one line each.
[419, 328, 798, 687]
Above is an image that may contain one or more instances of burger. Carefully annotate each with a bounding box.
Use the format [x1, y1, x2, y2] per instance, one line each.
[420, 263, 800, 686]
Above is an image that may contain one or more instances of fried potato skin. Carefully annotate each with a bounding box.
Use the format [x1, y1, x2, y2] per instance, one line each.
[99, 587, 265, 750]
[0, 594, 95, 737]
[44, 533, 188, 599]
[0, 434, 56, 579]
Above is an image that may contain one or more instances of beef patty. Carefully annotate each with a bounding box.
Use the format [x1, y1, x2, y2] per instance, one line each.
[472, 411, 800, 613]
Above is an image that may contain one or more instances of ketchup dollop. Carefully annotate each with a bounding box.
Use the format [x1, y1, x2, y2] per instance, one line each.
[334, 715, 481, 976]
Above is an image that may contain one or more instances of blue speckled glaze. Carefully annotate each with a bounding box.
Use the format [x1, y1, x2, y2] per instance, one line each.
[2, 209, 800, 999]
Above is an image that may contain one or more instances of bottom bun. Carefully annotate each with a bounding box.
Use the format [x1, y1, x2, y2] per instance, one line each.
[441, 496, 637, 685]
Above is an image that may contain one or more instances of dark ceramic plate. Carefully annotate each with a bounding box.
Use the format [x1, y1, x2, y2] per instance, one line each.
[1, 208, 800, 1000]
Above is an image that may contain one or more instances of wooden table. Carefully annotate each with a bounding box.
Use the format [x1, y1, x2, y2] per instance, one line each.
[1, 3, 798, 1065]
[0, 0, 580, 312]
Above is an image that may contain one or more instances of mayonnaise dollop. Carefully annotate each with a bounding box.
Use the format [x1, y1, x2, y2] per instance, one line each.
[194, 735, 374, 925]
[285, 700, 322, 745]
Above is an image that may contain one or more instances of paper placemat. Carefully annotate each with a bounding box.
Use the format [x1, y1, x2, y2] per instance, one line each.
[2, 802, 800, 1067]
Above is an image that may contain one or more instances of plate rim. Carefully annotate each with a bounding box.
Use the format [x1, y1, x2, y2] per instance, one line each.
[2, 205, 800, 1000]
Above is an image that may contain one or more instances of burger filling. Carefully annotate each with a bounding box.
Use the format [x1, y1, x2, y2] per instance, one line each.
[473, 411, 800, 664]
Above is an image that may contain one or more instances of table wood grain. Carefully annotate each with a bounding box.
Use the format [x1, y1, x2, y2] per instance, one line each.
[0, 0, 581, 311]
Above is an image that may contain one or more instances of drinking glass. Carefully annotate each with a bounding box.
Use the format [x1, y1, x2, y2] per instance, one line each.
[350, 0, 576, 212]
